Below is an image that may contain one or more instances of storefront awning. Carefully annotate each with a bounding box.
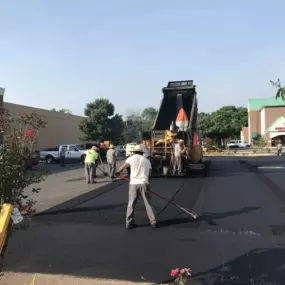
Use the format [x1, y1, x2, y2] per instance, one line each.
[269, 132, 285, 139]
[251, 132, 259, 139]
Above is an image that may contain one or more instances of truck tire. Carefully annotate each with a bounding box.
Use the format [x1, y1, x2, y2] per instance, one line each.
[46, 155, 54, 164]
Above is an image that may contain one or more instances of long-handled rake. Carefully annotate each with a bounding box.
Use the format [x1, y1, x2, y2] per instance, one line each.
[97, 154, 108, 176]
[120, 175, 198, 220]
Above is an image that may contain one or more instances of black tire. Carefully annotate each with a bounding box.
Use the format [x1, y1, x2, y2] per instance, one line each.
[46, 155, 54, 164]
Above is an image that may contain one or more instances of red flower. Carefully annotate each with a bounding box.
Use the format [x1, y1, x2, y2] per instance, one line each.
[25, 129, 34, 138]
[170, 268, 179, 277]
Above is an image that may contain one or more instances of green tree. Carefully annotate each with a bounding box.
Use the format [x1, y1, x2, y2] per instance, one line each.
[79, 98, 124, 142]
[197, 112, 213, 138]
[109, 114, 125, 144]
[198, 106, 248, 143]
[211, 106, 247, 140]
[123, 110, 142, 143]
[141, 107, 158, 131]
[51, 108, 72, 114]
[122, 107, 157, 142]
[270, 78, 285, 100]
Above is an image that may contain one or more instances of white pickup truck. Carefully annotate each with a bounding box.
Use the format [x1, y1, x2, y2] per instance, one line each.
[40, 144, 86, 164]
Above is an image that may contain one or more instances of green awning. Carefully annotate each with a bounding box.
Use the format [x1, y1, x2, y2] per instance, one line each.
[252, 132, 259, 139]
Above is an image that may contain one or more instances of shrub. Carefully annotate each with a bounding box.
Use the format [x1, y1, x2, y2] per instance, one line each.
[0, 108, 47, 269]
[0, 109, 47, 207]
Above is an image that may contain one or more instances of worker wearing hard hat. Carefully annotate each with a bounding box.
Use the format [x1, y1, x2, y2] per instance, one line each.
[115, 144, 156, 229]
[106, 144, 116, 180]
[84, 146, 99, 184]
[173, 139, 186, 176]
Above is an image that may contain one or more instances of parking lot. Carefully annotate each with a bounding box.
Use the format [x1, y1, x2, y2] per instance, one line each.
[2, 156, 285, 284]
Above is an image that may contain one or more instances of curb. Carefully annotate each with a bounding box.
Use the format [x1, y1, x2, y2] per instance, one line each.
[204, 153, 275, 157]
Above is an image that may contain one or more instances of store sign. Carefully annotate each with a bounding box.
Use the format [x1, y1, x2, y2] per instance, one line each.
[275, 127, 285, 131]
[275, 121, 285, 131]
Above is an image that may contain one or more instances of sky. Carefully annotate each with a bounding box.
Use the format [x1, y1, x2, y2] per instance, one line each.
[1, 0, 285, 117]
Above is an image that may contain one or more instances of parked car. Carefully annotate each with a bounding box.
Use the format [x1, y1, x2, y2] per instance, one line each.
[114, 145, 126, 157]
[227, 140, 250, 148]
[40, 144, 86, 164]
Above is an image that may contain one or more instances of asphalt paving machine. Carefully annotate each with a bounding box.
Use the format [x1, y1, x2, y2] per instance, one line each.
[150, 80, 208, 177]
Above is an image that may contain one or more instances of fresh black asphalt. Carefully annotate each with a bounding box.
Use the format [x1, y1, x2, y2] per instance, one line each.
[4, 156, 285, 284]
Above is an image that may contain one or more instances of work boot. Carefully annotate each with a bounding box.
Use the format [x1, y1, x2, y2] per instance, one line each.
[126, 223, 137, 229]
[150, 221, 157, 229]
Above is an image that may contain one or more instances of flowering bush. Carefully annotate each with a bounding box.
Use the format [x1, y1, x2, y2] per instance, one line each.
[0, 108, 47, 271]
[0, 109, 47, 210]
[170, 268, 192, 285]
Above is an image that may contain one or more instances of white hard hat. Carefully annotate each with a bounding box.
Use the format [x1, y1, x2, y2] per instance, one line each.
[134, 144, 144, 152]
[179, 139, 184, 143]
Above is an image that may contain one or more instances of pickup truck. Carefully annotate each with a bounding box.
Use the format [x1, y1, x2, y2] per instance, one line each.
[40, 144, 86, 164]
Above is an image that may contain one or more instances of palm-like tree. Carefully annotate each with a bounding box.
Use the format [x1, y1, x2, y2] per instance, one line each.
[270, 79, 285, 100]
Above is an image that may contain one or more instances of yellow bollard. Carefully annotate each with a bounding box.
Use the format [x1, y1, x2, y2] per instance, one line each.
[0, 203, 13, 255]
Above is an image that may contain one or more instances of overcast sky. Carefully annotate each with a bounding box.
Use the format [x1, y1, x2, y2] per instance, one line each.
[1, 0, 285, 116]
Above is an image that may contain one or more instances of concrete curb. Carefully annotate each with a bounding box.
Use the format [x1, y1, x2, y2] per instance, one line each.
[0, 272, 153, 285]
[204, 153, 275, 157]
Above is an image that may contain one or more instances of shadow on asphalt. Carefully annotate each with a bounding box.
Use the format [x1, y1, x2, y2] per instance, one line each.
[154, 207, 261, 228]
[198, 207, 261, 226]
[34, 180, 127, 216]
[35, 203, 127, 216]
[191, 248, 285, 285]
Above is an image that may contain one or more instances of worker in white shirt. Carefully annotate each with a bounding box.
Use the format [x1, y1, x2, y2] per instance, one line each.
[116, 144, 156, 229]
[173, 139, 186, 175]
[106, 144, 116, 180]
[142, 141, 150, 159]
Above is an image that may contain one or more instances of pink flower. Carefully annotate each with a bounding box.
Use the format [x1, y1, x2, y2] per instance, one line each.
[25, 129, 34, 138]
[170, 268, 179, 277]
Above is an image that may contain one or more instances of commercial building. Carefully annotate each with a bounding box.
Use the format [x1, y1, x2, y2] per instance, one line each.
[241, 96, 285, 146]
[0, 90, 85, 150]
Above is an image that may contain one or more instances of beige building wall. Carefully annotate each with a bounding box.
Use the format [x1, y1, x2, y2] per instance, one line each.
[4, 102, 85, 150]
[242, 127, 249, 142]
[264, 106, 285, 129]
[248, 110, 260, 136]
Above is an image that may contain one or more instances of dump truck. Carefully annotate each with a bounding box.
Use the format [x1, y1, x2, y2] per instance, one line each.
[150, 80, 207, 176]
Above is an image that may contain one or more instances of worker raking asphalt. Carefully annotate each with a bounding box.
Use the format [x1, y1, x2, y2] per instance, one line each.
[115, 143, 198, 229]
